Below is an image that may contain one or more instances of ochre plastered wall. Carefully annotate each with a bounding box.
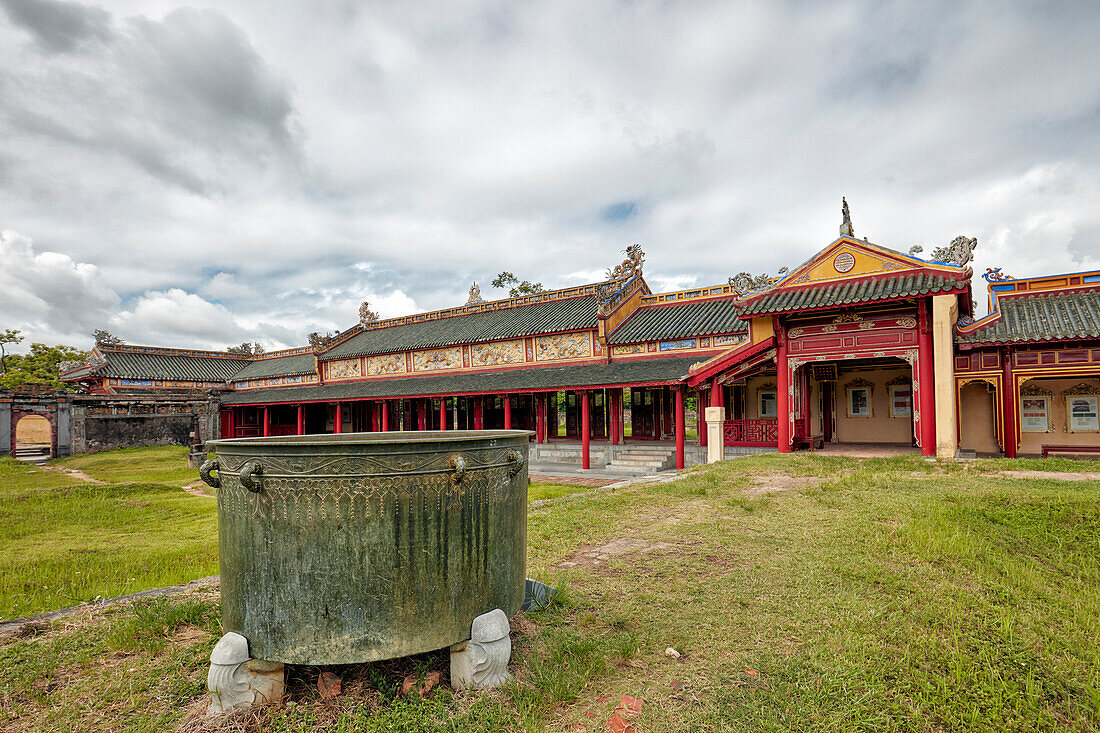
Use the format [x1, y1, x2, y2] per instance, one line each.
[958, 382, 1000, 454]
[1017, 377, 1100, 455]
[932, 294, 959, 457]
[14, 414, 51, 444]
[744, 375, 777, 419]
[833, 367, 913, 444]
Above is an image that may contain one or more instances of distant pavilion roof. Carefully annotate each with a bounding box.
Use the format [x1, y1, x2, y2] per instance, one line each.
[222, 356, 698, 405]
[608, 297, 745, 345]
[230, 351, 317, 380]
[61, 346, 248, 383]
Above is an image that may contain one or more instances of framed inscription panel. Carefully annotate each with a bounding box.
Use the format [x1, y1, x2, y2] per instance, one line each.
[1020, 397, 1049, 432]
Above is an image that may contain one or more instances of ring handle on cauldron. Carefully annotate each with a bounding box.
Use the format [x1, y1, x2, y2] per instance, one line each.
[450, 454, 467, 485]
[199, 459, 220, 489]
[506, 449, 525, 476]
[239, 460, 264, 493]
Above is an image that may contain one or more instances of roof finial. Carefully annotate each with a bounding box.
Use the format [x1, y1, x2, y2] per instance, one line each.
[465, 282, 485, 305]
[839, 197, 854, 238]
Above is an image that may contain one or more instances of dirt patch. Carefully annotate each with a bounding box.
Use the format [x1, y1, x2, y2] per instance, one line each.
[182, 481, 215, 498]
[744, 474, 821, 497]
[999, 470, 1100, 482]
[557, 537, 678, 568]
[39, 466, 104, 484]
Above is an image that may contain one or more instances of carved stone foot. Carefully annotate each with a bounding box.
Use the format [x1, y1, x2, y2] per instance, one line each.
[207, 632, 285, 715]
[450, 608, 512, 691]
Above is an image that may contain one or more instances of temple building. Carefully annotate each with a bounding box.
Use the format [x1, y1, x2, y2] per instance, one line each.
[59, 208, 1100, 465]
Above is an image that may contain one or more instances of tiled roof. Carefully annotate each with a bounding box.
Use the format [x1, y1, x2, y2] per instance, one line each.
[738, 273, 970, 316]
[230, 353, 317, 380]
[957, 289, 1100, 344]
[222, 356, 697, 405]
[86, 350, 248, 382]
[608, 298, 745, 345]
[324, 296, 598, 359]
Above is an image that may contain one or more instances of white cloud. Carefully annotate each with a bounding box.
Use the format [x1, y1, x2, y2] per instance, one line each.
[1, 1, 1100, 347]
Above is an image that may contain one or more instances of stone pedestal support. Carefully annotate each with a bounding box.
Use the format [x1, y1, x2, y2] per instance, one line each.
[705, 406, 724, 464]
[450, 609, 512, 692]
[207, 632, 284, 715]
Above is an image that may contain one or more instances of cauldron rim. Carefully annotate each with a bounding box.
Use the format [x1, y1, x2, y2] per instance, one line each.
[207, 429, 534, 449]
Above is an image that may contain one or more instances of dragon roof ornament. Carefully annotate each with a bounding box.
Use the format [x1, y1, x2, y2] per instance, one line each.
[931, 235, 977, 267]
[728, 267, 788, 296]
[982, 267, 1014, 282]
[359, 301, 380, 327]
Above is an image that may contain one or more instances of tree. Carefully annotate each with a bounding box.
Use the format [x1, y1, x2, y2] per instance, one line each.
[0, 329, 23, 374]
[0, 343, 89, 391]
[227, 342, 265, 355]
[492, 271, 545, 297]
[93, 329, 123, 346]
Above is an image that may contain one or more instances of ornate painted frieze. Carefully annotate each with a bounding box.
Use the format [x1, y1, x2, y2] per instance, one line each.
[413, 347, 464, 372]
[535, 332, 591, 361]
[234, 375, 314, 390]
[366, 353, 406, 376]
[612, 343, 647, 356]
[659, 339, 697, 351]
[471, 340, 525, 367]
[714, 334, 744, 347]
[326, 358, 362, 380]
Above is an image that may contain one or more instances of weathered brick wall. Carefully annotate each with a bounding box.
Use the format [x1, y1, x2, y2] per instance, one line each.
[70, 394, 221, 454]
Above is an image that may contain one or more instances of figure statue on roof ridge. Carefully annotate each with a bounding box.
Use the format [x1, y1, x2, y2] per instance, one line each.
[359, 300, 379, 327]
[605, 244, 645, 281]
[465, 282, 485, 305]
[728, 267, 788, 296]
[908, 245, 923, 257]
[931, 235, 977, 267]
[839, 197, 854, 238]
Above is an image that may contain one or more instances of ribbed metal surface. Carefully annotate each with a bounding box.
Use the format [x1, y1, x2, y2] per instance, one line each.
[325, 296, 599, 359]
[739, 273, 969, 316]
[222, 356, 697, 404]
[97, 351, 248, 381]
[230, 353, 317, 380]
[958, 290, 1100, 344]
[608, 298, 745, 344]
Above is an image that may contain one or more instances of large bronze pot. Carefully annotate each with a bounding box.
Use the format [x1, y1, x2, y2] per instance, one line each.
[200, 430, 530, 665]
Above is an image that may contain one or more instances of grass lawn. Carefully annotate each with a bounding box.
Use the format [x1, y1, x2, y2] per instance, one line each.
[3, 450, 1100, 731]
[0, 448, 592, 622]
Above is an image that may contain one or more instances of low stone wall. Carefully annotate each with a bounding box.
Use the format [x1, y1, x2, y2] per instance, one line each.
[70, 394, 221, 455]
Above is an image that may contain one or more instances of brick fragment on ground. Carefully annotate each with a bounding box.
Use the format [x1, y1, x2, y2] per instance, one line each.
[317, 670, 341, 698]
[401, 670, 440, 697]
[619, 694, 644, 717]
[606, 710, 634, 733]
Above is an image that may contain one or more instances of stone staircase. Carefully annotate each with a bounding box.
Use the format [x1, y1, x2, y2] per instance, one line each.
[14, 445, 51, 464]
[605, 446, 677, 474]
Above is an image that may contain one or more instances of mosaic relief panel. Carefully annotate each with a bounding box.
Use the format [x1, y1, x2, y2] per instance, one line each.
[412, 346, 464, 372]
[471, 339, 525, 367]
[535, 332, 592, 361]
[611, 343, 647, 356]
[659, 339, 697, 351]
[714, 334, 743, 347]
[366, 353, 406, 376]
[326, 358, 362, 380]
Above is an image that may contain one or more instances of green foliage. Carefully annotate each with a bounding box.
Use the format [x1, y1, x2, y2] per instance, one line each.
[0, 328, 23, 374]
[0, 342, 87, 390]
[492, 271, 546, 297]
[226, 341, 265, 355]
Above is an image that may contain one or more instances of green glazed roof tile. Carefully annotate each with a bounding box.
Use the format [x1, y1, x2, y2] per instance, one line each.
[957, 290, 1100, 344]
[230, 353, 317, 380]
[739, 273, 969, 316]
[608, 298, 746, 345]
[93, 351, 248, 382]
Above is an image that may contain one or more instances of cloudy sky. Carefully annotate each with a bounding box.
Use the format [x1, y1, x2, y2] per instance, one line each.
[2, 0, 1099, 352]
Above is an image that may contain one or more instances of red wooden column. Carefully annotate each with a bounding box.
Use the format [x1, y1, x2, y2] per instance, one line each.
[917, 300, 936, 457]
[296, 405, 304, 435]
[580, 390, 591, 469]
[334, 403, 343, 434]
[381, 401, 389, 431]
[1001, 347, 1017, 458]
[262, 406, 271, 437]
[710, 378, 724, 416]
[503, 395, 512, 429]
[439, 397, 448, 430]
[698, 390, 708, 448]
[418, 399, 427, 431]
[371, 403, 380, 431]
[675, 386, 685, 469]
[536, 395, 546, 443]
[776, 317, 791, 453]
[610, 389, 621, 445]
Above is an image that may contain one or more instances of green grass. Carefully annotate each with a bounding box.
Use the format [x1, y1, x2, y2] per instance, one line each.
[3, 449, 1100, 731]
[528, 482, 591, 502]
[0, 449, 587, 622]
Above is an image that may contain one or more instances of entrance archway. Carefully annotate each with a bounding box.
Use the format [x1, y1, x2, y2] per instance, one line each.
[14, 413, 52, 461]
